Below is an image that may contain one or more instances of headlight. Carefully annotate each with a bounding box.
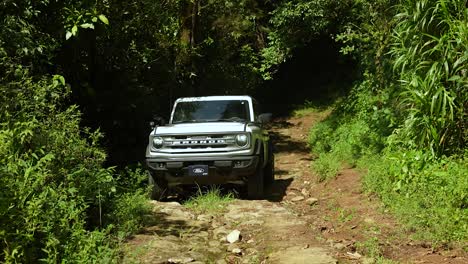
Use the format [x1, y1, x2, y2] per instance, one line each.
[235, 134, 249, 146]
[152, 137, 164, 149]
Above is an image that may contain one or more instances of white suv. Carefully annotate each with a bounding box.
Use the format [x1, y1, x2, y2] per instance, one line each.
[146, 96, 274, 200]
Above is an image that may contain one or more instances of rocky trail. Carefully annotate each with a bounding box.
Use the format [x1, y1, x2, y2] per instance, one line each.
[123, 111, 467, 264]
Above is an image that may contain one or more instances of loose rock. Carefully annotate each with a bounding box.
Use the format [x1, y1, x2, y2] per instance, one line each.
[196, 214, 212, 221]
[227, 243, 239, 252]
[291, 196, 305, 202]
[333, 243, 346, 250]
[226, 230, 241, 243]
[167, 257, 194, 263]
[232, 248, 242, 255]
[306, 197, 319, 206]
[346, 252, 362, 259]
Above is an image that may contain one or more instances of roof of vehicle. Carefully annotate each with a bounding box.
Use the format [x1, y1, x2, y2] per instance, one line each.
[175, 95, 253, 102]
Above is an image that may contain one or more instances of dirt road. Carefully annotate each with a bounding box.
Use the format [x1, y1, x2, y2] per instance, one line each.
[123, 111, 467, 264]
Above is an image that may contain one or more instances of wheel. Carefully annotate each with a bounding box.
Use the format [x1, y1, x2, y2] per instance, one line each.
[148, 171, 168, 201]
[248, 150, 265, 200]
[264, 142, 275, 186]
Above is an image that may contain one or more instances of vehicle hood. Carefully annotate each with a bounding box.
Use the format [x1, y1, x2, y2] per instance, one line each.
[154, 122, 246, 135]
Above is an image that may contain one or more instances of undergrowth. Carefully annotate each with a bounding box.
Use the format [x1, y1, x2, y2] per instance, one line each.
[307, 71, 467, 244]
[307, 88, 467, 244]
[307, 0, 467, 245]
[0, 72, 151, 262]
[184, 187, 235, 214]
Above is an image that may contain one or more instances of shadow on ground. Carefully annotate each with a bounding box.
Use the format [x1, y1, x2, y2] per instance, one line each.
[271, 132, 310, 154]
[265, 178, 294, 202]
[138, 210, 209, 238]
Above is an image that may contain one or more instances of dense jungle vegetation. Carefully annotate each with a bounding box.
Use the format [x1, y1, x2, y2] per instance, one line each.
[0, 0, 466, 262]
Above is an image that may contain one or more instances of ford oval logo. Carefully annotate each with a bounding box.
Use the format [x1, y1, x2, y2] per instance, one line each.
[193, 168, 205, 173]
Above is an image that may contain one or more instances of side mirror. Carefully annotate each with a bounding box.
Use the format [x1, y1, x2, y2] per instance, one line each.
[258, 113, 272, 124]
[149, 116, 166, 129]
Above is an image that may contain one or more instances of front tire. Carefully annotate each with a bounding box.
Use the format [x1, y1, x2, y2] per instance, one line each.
[148, 171, 168, 201]
[264, 142, 275, 186]
[248, 151, 265, 200]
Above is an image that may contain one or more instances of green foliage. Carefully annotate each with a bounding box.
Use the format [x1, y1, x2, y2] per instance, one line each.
[308, 81, 388, 179]
[356, 237, 382, 258]
[260, 0, 352, 78]
[310, 116, 384, 180]
[107, 190, 151, 240]
[362, 151, 467, 242]
[0, 4, 151, 257]
[184, 187, 235, 214]
[390, 0, 468, 155]
[356, 237, 398, 263]
[312, 153, 341, 181]
[334, 0, 394, 82]
[307, 0, 467, 244]
[0, 70, 152, 262]
[0, 70, 118, 261]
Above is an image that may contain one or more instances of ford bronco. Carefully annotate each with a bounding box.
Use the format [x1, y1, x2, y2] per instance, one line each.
[146, 95, 274, 200]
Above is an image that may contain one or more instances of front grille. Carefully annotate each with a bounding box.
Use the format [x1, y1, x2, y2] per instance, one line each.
[152, 134, 248, 153]
[165, 135, 236, 149]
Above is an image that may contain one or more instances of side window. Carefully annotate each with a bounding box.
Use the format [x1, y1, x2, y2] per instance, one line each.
[252, 99, 262, 122]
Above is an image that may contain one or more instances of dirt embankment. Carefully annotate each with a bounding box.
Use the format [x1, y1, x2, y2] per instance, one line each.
[123, 111, 467, 264]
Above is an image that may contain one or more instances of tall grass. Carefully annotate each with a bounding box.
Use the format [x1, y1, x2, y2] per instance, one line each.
[308, 0, 468, 244]
[391, 0, 467, 155]
[184, 187, 235, 214]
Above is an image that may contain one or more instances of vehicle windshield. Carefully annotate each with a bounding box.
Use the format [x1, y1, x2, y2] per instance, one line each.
[172, 100, 250, 124]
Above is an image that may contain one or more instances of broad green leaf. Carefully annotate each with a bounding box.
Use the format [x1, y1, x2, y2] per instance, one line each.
[98, 14, 109, 25]
[71, 25, 78, 36]
[80, 23, 95, 29]
[65, 31, 72, 40]
[56, 75, 65, 85]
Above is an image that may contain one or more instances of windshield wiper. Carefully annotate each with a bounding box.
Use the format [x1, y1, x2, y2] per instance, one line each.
[172, 120, 200, 124]
[173, 118, 246, 124]
[215, 118, 246, 122]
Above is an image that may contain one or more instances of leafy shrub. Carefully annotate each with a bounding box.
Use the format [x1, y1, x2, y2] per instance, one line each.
[308, 121, 334, 154]
[306, 0, 468, 245]
[0, 70, 150, 262]
[308, 84, 387, 179]
[311, 153, 341, 181]
[363, 150, 467, 242]
[107, 190, 151, 240]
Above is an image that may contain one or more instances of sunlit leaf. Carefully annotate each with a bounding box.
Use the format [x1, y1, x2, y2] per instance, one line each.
[71, 25, 78, 36]
[98, 14, 109, 25]
[80, 23, 95, 29]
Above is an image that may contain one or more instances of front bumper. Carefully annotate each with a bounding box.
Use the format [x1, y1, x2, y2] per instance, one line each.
[146, 155, 259, 185]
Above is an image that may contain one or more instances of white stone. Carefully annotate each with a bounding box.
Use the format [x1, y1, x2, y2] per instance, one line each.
[226, 229, 241, 243]
[232, 248, 242, 255]
[167, 257, 194, 263]
[291, 196, 305, 202]
[346, 252, 362, 259]
[306, 198, 319, 206]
